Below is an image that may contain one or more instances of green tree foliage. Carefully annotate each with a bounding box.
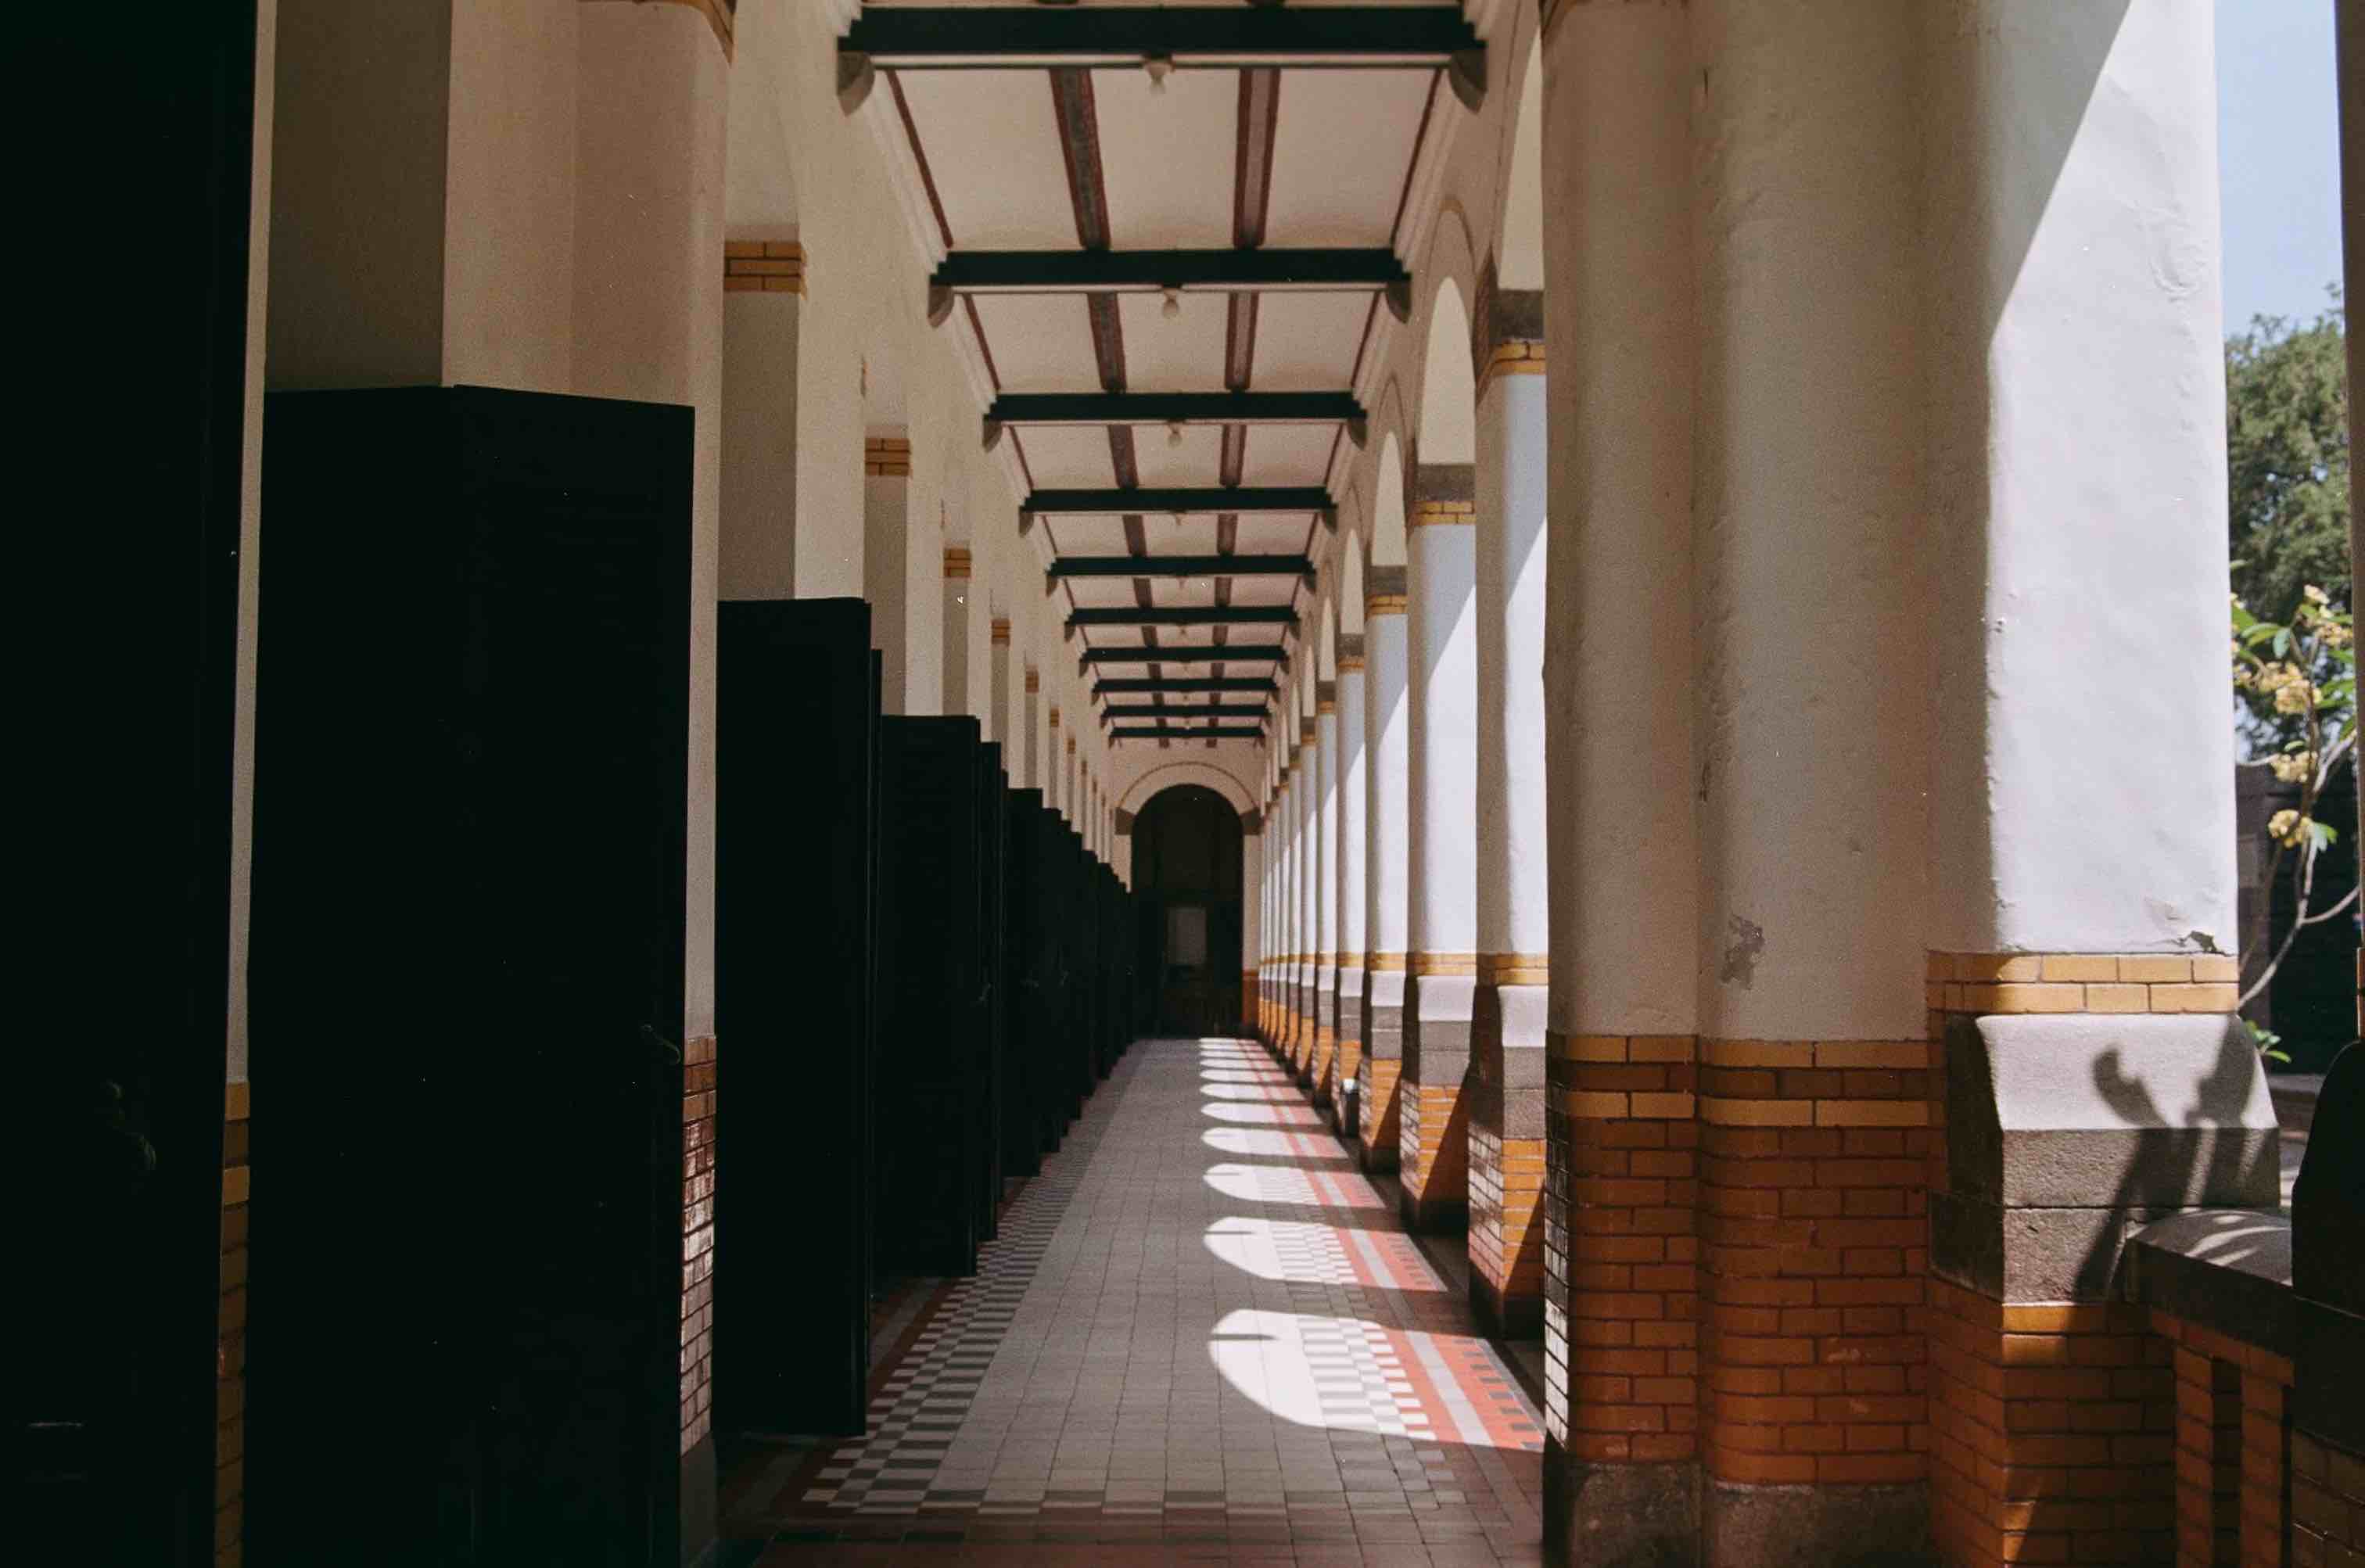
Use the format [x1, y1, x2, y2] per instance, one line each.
[2227, 292, 2349, 631]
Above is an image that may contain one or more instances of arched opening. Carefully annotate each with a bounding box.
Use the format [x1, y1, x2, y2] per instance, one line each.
[1129, 784, 1244, 1037]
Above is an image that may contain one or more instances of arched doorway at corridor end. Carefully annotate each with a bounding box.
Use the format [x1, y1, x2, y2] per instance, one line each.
[1129, 784, 1244, 1037]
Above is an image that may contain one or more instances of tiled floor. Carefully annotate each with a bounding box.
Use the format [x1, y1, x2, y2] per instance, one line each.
[725, 1038, 1546, 1566]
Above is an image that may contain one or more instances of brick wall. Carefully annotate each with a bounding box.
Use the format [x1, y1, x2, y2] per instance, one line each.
[1359, 1057, 1402, 1174]
[2291, 1431, 2363, 1567]
[1543, 1032, 1700, 1465]
[1468, 1126, 1545, 1325]
[1928, 1284, 2174, 1566]
[217, 1082, 250, 1568]
[680, 1034, 717, 1454]
[1695, 1037, 1933, 1491]
[1400, 1078, 1470, 1220]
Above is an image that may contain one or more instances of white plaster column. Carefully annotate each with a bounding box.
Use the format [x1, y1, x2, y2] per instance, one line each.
[941, 547, 972, 717]
[1685, 5, 1928, 1556]
[1401, 467, 1479, 1229]
[1360, 571, 1411, 1171]
[1333, 641, 1369, 1122]
[989, 617, 1011, 754]
[1276, 766, 1297, 1053]
[1917, 18, 2260, 1563]
[1242, 816, 1264, 1035]
[1534, 7, 1699, 1555]
[1312, 681, 1340, 1100]
[1295, 718, 1319, 1068]
[1470, 292, 1551, 1337]
[1021, 664, 1040, 791]
[718, 243, 799, 602]
[863, 436, 911, 714]
[570, 0, 727, 1071]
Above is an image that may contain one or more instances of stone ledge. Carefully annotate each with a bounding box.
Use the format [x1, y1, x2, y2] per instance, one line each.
[2124, 1208, 2295, 1360]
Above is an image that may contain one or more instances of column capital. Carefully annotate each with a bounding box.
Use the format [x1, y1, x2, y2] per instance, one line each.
[1366, 565, 1409, 618]
[601, 0, 737, 59]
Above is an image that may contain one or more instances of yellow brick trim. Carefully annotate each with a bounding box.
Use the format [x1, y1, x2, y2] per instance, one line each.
[1548, 1032, 1698, 1064]
[943, 546, 972, 579]
[1366, 593, 1409, 616]
[1475, 339, 1546, 401]
[1065, 735, 1076, 754]
[864, 435, 911, 478]
[1338, 655, 1366, 673]
[1301, 722, 1317, 744]
[1410, 497, 1476, 529]
[1317, 699, 1336, 715]
[1703, 1039, 1930, 1069]
[990, 618, 1011, 646]
[225, 1082, 252, 1121]
[1926, 951, 2239, 1015]
[1334, 953, 1366, 970]
[1048, 707, 1060, 728]
[1477, 953, 1549, 986]
[1024, 669, 1040, 693]
[1408, 952, 1477, 977]
[1367, 952, 1409, 972]
[723, 239, 802, 293]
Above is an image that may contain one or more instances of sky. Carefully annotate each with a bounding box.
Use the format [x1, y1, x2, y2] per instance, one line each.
[2217, 1, 2344, 330]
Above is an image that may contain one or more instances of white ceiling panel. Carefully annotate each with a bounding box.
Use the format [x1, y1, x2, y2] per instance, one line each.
[1116, 292, 1231, 391]
[1134, 515, 1223, 554]
[970, 295, 1100, 392]
[1250, 292, 1376, 391]
[1095, 68, 1236, 248]
[1237, 425, 1340, 486]
[1227, 576, 1303, 608]
[1010, 425, 1119, 488]
[1264, 70, 1434, 247]
[1131, 425, 1228, 488]
[1042, 514, 1132, 554]
[1067, 576, 1141, 608]
[896, 70, 1080, 249]
[1233, 513, 1319, 554]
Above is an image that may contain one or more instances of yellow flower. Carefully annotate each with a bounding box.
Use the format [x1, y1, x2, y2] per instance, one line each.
[2305, 584, 2331, 607]
[2274, 680, 2317, 716]
[2270, 752, 2317, 784]
[2269, 809, 2308, 846]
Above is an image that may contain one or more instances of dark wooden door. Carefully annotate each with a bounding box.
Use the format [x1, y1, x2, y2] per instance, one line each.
[20, 5, 259, 1562]
[249, 387, 691, 1566]
[874, 717, 986, 1277]
[716, 597, 876, 1437]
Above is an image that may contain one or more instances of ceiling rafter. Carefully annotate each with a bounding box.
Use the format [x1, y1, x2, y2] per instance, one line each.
[925, 249, 1412, 327]
[1048, 554, 1310, 582]
[1080, 645, 1285, 670]
[1093, 677, 1279, 697]
[837, 8, 1487, 109]
[984, 391, 1366, 450]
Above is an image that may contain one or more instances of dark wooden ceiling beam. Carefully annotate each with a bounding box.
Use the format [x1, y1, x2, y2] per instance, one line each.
[1103, 702, 1270, 723]
[1023, 485, 1331, 522]
[1111, 725, 1266, 743]
[839, 9, 1486, 108]
[1049, 554, 1309, 580]
[927, 249, 1412, 325]
[985, 392, 1365, 450]
[1093, 677, 1279, 696]
[1080, 644, 1285, 670]
[1070, 605, 1297, 631]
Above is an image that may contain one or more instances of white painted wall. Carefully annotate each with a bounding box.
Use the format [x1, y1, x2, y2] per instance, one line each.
[447, 0, 578, 392]
[1922, 1, 2235, 956]
[1538, 2, 1697, 1039]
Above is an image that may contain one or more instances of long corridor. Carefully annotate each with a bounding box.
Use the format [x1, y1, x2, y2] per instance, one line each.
[728, 1039, 1545, 1566]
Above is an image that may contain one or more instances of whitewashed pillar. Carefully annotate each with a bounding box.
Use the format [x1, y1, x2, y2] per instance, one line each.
[1402, 465, 1478, 1230]
[1360, 569, 1411, 1172]
[1330, 640, 1369, 1125]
